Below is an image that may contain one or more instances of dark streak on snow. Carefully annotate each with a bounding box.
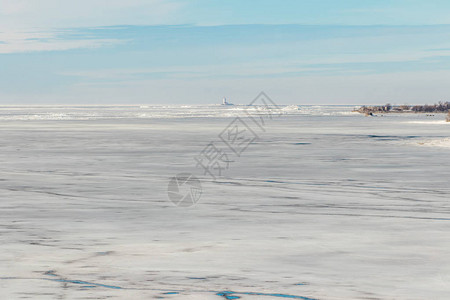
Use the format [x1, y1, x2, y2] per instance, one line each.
[0, 272, 319, 299]
[216, 290, 318, 300]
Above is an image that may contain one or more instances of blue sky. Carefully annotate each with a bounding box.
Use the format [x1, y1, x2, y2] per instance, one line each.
[1, 0, 450, 104]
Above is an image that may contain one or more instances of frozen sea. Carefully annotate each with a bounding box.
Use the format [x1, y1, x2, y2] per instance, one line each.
[0, 104, 449, 300]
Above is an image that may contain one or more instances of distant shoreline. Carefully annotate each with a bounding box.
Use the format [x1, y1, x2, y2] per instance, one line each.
[353, 102, 450, 122]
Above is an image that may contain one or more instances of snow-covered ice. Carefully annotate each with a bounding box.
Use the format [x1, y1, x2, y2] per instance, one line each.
[0, 105, 449, 300]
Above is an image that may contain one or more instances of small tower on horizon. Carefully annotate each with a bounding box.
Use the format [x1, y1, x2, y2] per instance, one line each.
[221, 97, 234, 105]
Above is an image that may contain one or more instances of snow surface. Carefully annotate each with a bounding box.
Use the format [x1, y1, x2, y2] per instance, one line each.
[0, 106, 449, 299]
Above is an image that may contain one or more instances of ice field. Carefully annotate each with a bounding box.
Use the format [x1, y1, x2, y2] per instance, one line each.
[0, 105, 449, 299]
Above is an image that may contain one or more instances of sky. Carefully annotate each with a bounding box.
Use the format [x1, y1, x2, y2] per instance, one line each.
[1, 0, 450, 104]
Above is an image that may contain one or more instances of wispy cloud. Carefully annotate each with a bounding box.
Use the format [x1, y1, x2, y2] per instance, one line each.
[0, 0, 184, 29]
[0, 30, 123, 53]
[0, 0, 182, 53]
[51, 24, 450, 82]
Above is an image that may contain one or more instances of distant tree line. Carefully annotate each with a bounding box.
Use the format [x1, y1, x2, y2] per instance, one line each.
[355, 102, 450, 115]
[410, 102, 450, 113]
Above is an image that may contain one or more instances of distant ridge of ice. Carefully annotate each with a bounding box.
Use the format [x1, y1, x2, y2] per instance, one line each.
[0, 105, 354, 120]
[281, 105, 301, 111]
[406, 120, 449, 125]
[416, 138, 450, 148]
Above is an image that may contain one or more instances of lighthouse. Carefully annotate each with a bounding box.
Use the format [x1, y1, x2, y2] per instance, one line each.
[221, 97, 233, 105]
